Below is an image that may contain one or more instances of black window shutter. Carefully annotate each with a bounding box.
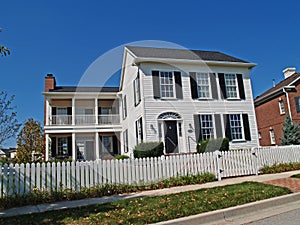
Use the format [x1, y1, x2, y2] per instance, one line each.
[224, 114, 232, 141]
[218, 73, 227, 99]
[190, 72, 198, 99]
[140, 118, 143, 142]
[67, 136, 72, 157]
[174, 71, 183, 99]
[113, 136, 118, 155]
[194, 114, 202, 142]
[295, 97, 300, 112]
[214, 114, 223, 138]
[67, 107, 72, 115]
[52, 107, 57, 115]
[237, 74, 245, 100]
[51, 137, 56, 157]
[152, 71, 160, 99]
[242, 114, 251, 141]
[210, 73, 218, 99]
[135, 120, 138, 144]
[99, 136, 103, 154]
[133, 79, 137, 106]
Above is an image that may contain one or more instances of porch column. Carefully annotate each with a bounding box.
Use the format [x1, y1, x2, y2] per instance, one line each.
[72, 133, 76, 161]
[45, 133, 49, 160]
[95, 98, 98, 125]
[95, 132, 99, 159]
[72, 98, 75, 125]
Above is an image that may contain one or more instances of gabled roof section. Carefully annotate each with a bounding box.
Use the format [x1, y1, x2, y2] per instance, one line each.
[255, 72, 300, 104]
[49, 86, 119, 93]
[126, 46, 249, 63]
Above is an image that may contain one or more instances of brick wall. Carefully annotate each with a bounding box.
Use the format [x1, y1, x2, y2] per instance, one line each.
[255, 84, 300, 146]
[44, 74, 56, 125]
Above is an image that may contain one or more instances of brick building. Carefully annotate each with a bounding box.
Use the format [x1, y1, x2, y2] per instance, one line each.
[255, 68, 300, 146]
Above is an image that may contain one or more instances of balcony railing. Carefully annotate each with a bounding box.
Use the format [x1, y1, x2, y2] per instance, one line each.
[98, 114, 120, 124]
[50, 115, 72, 125]
[75, 115, 96, 125]
[49, 114, 120, 125]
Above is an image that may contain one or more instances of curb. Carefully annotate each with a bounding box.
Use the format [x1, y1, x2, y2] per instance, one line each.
[151, 192, 300, 225]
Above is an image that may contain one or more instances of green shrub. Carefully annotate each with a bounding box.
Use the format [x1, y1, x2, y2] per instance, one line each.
[197, 138, 229, 153]
[260, 162, 300, 174]
[114, 155, 130, 160]
[133, 142, 164, 158]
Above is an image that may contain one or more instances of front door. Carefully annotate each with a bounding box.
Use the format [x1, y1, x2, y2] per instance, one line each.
[164, 121, 178, 153]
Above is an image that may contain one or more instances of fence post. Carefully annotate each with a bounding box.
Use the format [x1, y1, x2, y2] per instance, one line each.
[251, 147, 259, 176]
[214, 150, 222, 181]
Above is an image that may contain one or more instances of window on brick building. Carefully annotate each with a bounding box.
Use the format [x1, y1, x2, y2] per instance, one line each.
[269, 129, 275, 144]
[279, 100, 285, 114]
[295, 97, 300, 113]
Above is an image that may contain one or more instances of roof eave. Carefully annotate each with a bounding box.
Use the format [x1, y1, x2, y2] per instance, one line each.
[255, 85, 296, 106]
[133, 57, 256, 69]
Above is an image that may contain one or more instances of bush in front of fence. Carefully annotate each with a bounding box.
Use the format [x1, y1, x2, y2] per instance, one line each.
[260, 162, 300, 174]
[133, 142, 164, 158]
[114, 155, 130, 160]
[0, 172, 215, 209]
[197, 138, 229, 153]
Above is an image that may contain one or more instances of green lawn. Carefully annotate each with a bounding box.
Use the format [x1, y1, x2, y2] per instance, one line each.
[291, 174, 300, 178]
[0, 182, 291, 225]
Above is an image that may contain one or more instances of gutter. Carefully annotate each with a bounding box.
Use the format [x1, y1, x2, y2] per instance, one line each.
[283, 87, 292, 120]
[255, 86, 296, 106]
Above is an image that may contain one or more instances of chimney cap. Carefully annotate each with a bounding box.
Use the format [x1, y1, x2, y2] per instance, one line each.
[282, 67, 296, 79]
[46, 73, 54, 77]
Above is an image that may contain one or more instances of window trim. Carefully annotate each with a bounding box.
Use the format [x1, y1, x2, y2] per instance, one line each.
[278, 100, 285, 115]
[123, 129, 129, 153]
[270, 129, 276, 144]
[224, 74, 240, 100]
[196, 72, 211, 99]
[134, 72, 141, 106]
[229, 114, 244, 141]
[159, 71, 176, 99]
[135, 117, 143, 145]
[199, 114, 215, 140]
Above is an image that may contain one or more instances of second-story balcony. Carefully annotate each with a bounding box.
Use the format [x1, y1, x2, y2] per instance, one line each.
[50, 114, 120, 126]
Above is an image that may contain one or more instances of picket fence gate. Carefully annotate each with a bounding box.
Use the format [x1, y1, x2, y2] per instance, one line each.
[1, 145, 300, 197]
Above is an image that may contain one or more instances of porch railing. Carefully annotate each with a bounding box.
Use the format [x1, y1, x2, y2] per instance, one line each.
[49, 114, 120, 125]
[98, 114, 120, 124]
[75, 115, 96, 125]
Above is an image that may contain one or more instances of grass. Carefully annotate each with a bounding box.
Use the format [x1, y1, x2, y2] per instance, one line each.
[0, 182, 291, 225]
[0, 173, 216, 210]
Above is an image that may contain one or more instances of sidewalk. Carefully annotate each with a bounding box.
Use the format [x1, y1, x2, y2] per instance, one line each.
[1, 170, 300, 218]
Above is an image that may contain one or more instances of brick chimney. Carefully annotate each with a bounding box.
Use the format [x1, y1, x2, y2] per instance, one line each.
[283, 67, 296, 79]
[45, 74, 56, 92]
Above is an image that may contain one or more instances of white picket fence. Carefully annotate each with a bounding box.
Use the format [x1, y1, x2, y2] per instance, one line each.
[1, 145, 300, 197]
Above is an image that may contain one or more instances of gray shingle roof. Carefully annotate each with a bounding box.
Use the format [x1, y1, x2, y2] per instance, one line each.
[50, 86, 119, 93]
[126, 46, 249, 63]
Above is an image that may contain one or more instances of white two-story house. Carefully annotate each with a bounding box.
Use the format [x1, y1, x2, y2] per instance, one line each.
[43, 46, 259, 160]
[120, 46, 259, 156]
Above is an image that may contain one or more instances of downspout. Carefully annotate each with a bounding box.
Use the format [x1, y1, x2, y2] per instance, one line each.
[283, 88, 292, 120]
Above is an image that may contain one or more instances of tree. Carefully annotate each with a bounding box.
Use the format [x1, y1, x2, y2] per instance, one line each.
[0, 28, 10, 57]
[0, 91, 21, 147]
[15, 119, 45, 163]
[280, 114, 300, 145]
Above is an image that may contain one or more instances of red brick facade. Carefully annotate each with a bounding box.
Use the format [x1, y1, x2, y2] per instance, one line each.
[255, 75, 300, 146]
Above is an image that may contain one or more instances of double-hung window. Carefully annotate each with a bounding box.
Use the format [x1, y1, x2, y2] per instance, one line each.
[196, 73, 210, 98]
[225, 74, 238, 98]
[200, 114, 214, 140]
[160, 71, 175, 98]
[123, 129, 128, 153]
[57, 137, 68, 157]
[229, 114, 243, 140]
[134, 73, 141, 106]
[270, 129, 275, 144]
[122, 95, 127, 119]
[279, 100, 285, 114]
[135, 117, 143, 144]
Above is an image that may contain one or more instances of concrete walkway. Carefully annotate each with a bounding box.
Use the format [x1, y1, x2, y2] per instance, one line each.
[1, 170, 300, 219]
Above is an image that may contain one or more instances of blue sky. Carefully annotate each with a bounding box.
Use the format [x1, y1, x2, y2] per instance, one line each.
[1, 0, 300, 147]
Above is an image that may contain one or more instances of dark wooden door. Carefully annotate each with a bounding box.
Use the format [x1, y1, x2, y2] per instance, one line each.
[164, 121, 178, 153]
